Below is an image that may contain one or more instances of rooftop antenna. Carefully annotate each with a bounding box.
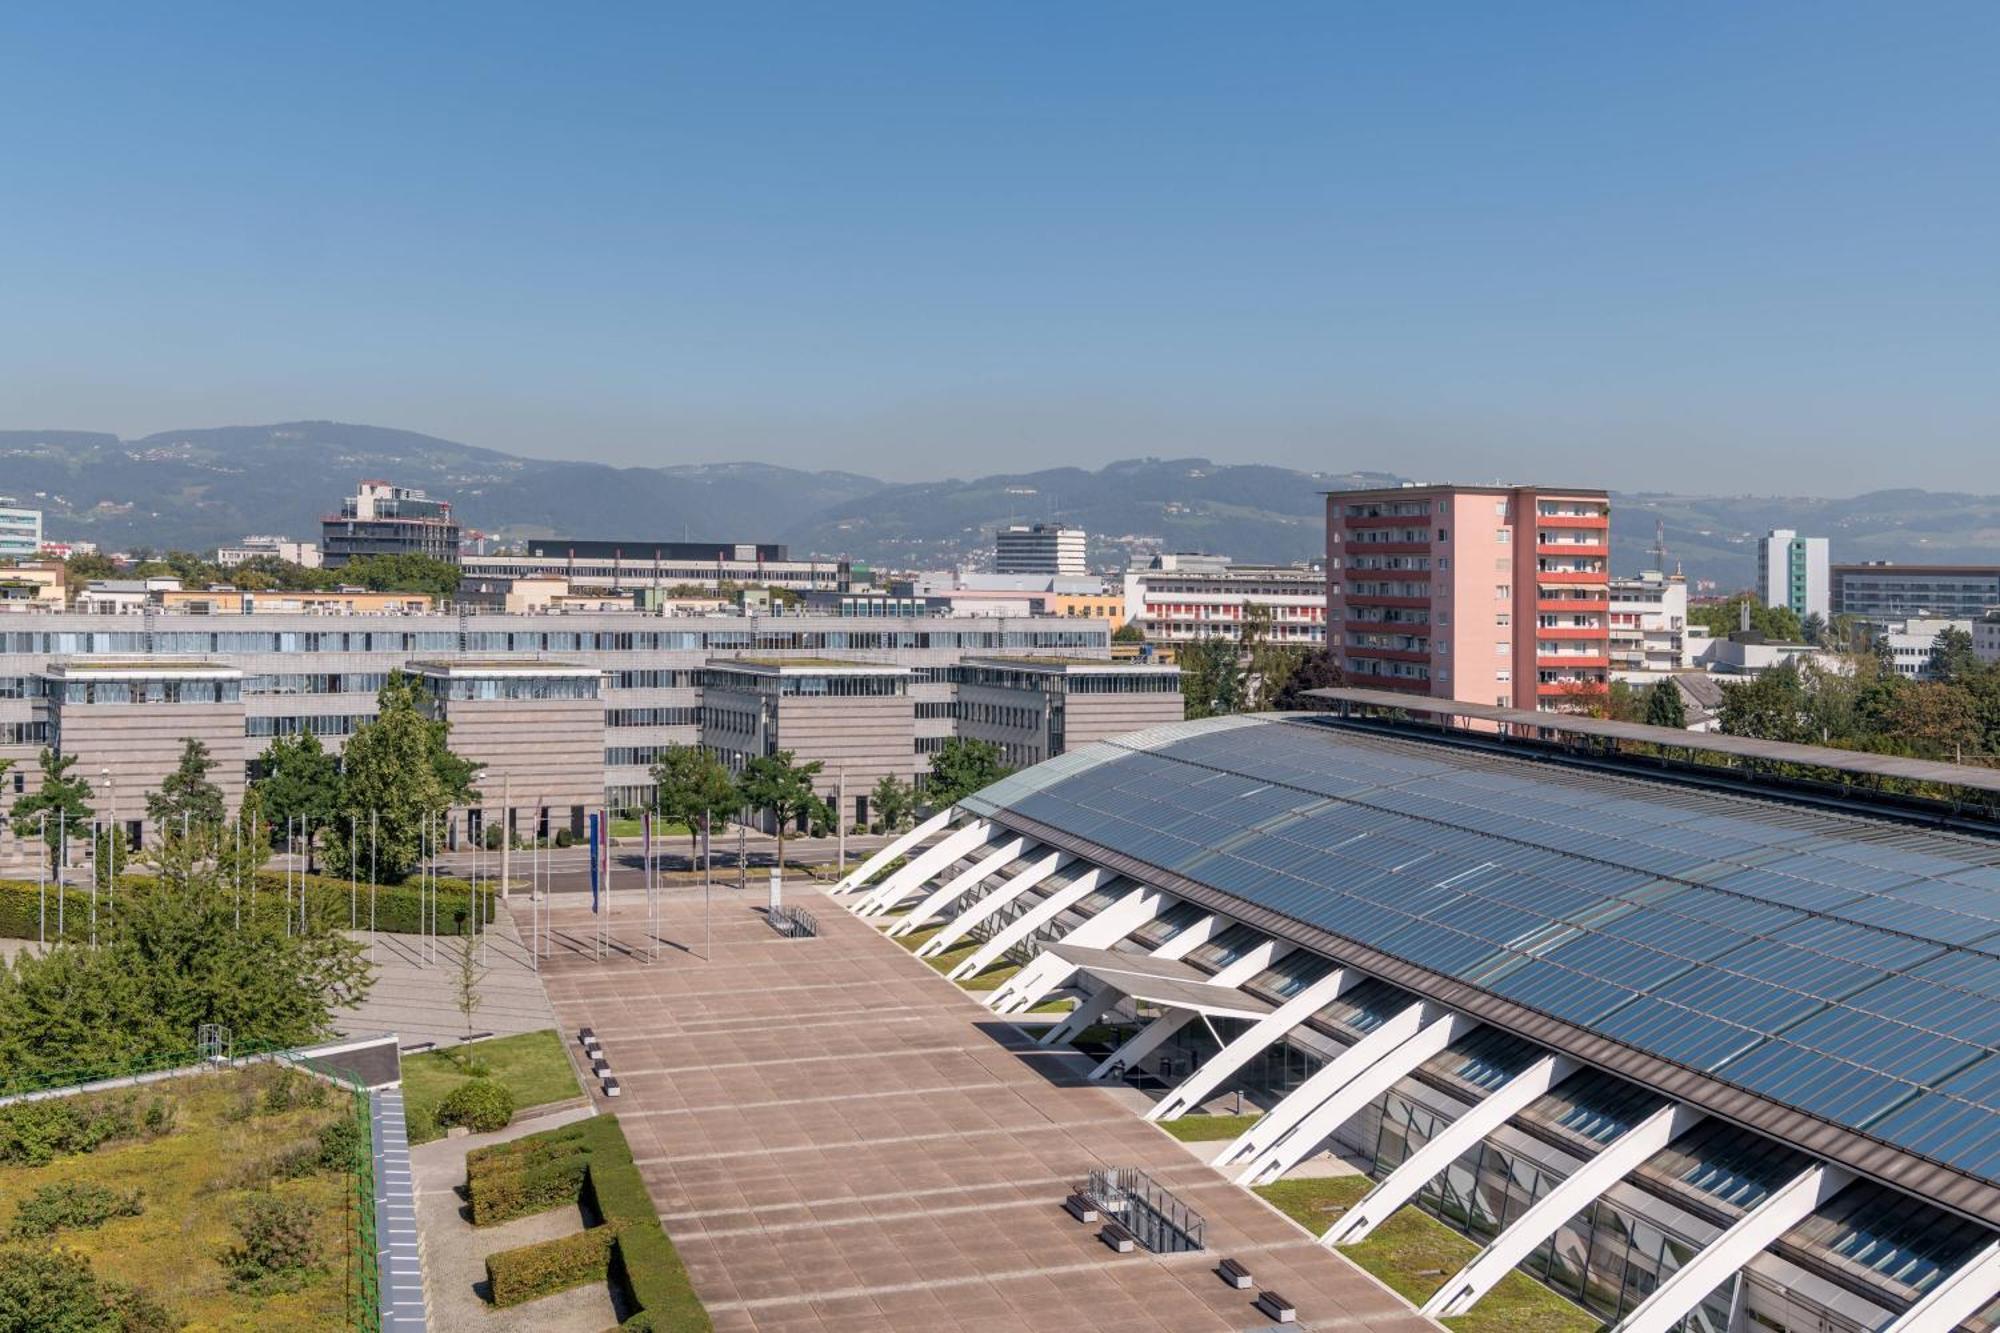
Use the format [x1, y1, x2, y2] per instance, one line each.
[1650, 517, 1671, 574]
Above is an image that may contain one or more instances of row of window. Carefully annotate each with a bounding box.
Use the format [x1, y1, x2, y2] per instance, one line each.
[0, 626, 1111, 656]
[605, 707, 702, 727]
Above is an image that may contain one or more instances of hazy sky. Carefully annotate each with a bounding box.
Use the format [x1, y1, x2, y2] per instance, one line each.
[3, 4, 1996, 492]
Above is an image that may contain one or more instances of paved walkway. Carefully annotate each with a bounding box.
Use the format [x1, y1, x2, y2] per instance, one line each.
[411, 1104, 617, 1333]
[336, 906, 558, 1049]
[537, 881, 1440, 1333]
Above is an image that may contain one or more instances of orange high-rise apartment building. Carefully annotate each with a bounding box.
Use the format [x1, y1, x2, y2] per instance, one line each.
[1326, 484, 1610, 709]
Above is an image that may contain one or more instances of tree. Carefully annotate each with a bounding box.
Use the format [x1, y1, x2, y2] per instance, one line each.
[1267, 646, 1344, 712]
[649, 744, 738, 869]
[735, 750, 828, 874]
[1928, 626, 1979, 684]
[0, 826, 371, 1085]
[869, 774, 916, 833]
[1800, 612, 1828, 647]
[8, 749, 94, 864]
[1884, 683, 1982, 761]
[1241, 603, 1307, 710]
[1643, 679, 1688, 729]
[145, 737, 226, 831]
[1716, 662, 1811, 743]
[1549, 679, 1614, 718]
[1177, 637, 1245, 720]
[62, 551, 119, 582]
[334, 553, 462, 600]
[925, 738, 1010, 808]
[251, 732, 342, 874]
[1111, 622, 1146, 644]
[452, 932, 484, 1036]
[320, 673, 478, 882]
[1687, 596, 1804, 643]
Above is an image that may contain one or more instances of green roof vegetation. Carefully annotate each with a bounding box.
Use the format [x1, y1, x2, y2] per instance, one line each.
[1253, 1177, 1601, 1333]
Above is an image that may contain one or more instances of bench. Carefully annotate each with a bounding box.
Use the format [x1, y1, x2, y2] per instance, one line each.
[601, 1075, 622, 1098]
[1216, 1257, 1252, 1290]
[577, 1027, 595, 1042]
[1253, 1290, 1296, 1323]
[1098, 1221, 1136, 1254]
[1063, 1193, 1100, 1224]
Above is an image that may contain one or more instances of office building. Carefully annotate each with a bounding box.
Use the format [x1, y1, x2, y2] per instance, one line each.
[322, 481, 460, 568]
[951, 657, 1183, 770]
[0, 607, 1155, 856]
[1978, 611, 2000, 667]
[1833, 563, 2000, 623]
[1122, 555, 1325, 646]
[1327, 485, 1611, 709]
[1608, 570, 1690, 676]
[0, 500, 43, 560]
[461, 540, 846, 596]
[1757, 530, 1830, 621]
[1878, 617, 1974, 681]
[995, 524, 1087, 577]
[215, 535, 321, 569]
[842, 697, 2000, 1333]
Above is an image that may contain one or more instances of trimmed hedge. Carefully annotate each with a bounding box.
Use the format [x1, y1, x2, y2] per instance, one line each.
[485, 1223, 618, 1307]
[469, 1117, 709, 1329]
[0, 871, 492, 941]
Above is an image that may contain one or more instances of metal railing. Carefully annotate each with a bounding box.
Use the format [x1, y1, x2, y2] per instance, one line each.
[1082, 1166, 1206, 1254]
[769, 903, 819, 938]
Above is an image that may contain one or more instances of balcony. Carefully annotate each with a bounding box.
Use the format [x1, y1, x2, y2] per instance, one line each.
[1535, 570, 1608, 586]
[1538, 597, 1608, 613]
[1535, 653, 1610, 669]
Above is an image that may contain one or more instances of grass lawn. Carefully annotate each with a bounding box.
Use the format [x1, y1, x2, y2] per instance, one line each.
[922, 940, 980, 973]
[893, 924, 942, 951]
[1253, 1177, 1600, 1333]
[1157, 1111, 1261, 1142]
[402, 1029, 581, 1144]
[0, 1065, 358, 1330]
[958, 962, 1021, 990]
[608, 818, 690, 839]
[1024, 997, 1075, 1015]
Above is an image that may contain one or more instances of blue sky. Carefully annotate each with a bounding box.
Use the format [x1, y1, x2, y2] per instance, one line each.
[2, 3, 1996, 491]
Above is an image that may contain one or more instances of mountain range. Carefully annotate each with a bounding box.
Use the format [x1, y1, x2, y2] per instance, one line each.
[3, 421, 1996, 589]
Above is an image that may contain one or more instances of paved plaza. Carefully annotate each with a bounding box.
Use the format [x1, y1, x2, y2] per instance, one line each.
[536, 879, 1439, 1333]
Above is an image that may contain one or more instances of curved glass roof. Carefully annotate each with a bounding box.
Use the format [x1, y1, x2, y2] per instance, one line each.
[961, 714, 2000, 1187]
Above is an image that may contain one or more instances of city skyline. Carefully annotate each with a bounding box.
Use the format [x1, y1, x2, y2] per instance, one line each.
[4, 5, 1999, 491]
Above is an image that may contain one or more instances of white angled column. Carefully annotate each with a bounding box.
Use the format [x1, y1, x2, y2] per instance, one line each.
[834, 808, 952, 893]
[983, 884, 1171, 1009]
[915, 850, 1066, 958]
[1090, 1010, 1196, 1079]
[856, 819, 994, 916]
[1324, 1054, 1573, 1246]
[889, 835, 1029, 935]
[1035, 914, 1226, 1048]
[1614, 1162, 1851, 1333]
[1147, 965, 1347, 1122]
[1220, 1001, 1429, 1170]
[1879, 1237, 2000, 1333]
[1238, 1009, 1475, 1186]
[961, 867, 1117, 999]
[1424, 1103, 1704, 1318]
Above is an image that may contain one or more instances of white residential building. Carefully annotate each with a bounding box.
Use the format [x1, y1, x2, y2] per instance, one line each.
[216, 535, 322, 569]
[1608, 570, 1690, 676]
[1123, 553, 1326, 646]
[994, 524, 1087, 577]
[1756, 529, 1830, 621]
[1880, 617, 1974, 681]
[0, 500, 43, 560]
[1977, 611, 2000, 666]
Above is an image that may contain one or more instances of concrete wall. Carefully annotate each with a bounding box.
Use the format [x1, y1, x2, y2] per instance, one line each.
[49, 700, 247, 841]
[774, 694, 918, 827]
[1058, 691, 1185, 750]
[439, 696, 606, 835]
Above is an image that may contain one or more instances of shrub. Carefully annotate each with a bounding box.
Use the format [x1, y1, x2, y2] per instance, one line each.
[403, 1101, 438, 1146]
[0, 1243, 179, 1332]
[314, 1113, 363, 1172]
[0, 1095, 138, 1166]
[222, 1192, 320, 1292]
[9, 1181, 145, 1238]
[553, 828, 575, 848]
[468, 1149, 591, 1227]
[436, 1079, 514, 1135]
[142, 1097, 177, 1136]
[0, 873, 491, 943]
[485, 1224, 617, 1307]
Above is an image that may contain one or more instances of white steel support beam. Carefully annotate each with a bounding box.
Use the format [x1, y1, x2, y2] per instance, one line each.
[1614, 1163, 1852, 1333]
[915, 851, 1066, 959]
[983, 884, 1171, 1009]
[1220, 1001, 1429, 1170]
[1148, 964, 1347, 1121]
[1148, 911, 1226, 962]
[856, 820, 994, 916]
[1324, 1054, 1574, 1246]
[960, 867, 1117, 999]
[888, 836, 1029, 935]
[834, 808, 952, 893]
[1033, 913, 1226, 1046]
[1090, 1011, 1196, 1080]
[1239, 1009, 1475, 1186]
[1424, 1103, 1705, 1318]
[1879, 1237, 2000, 1333]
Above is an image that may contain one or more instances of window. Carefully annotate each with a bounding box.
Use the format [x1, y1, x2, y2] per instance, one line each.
[1496, 585, 1510, 599]
[1497, 669, 1511, 682]
[1496, 613, 1511, 626]
[1497, 529, 1511, 543]
[1496, 642, 1509, 655]
[1438, 557, 1450, 570]
[1437, 528, 1449, 541]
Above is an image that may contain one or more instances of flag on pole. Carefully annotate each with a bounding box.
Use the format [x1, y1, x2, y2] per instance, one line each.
[642, 810, 652, 878]
[588, 812, 602, 914]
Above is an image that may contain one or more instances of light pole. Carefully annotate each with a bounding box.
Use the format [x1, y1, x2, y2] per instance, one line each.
[102, 770, 115, 924]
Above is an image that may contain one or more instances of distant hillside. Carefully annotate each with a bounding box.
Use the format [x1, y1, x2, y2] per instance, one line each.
[3, 421, 1995, 585]
[0, 422, 884, 555]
